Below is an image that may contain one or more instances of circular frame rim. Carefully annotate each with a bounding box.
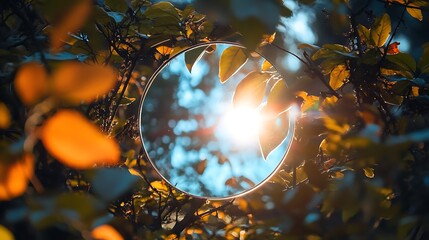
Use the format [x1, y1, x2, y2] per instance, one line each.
[138, 41, 296, 200]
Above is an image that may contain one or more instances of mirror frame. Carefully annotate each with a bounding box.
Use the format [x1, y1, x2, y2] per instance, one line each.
[138, 41, 296, 200]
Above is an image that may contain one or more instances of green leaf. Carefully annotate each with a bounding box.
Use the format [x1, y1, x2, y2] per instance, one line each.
[266, 79, 295, 115]
[386, 52, 417, 73]
[105, 0, 129, 13]
[185, 46, 206, 73]
[357, 24, 370, 43]
[259, 109, 289, 160]
[329, 64, 349, 90]
[311, 44, 355, 61]
[320, 58, 346, 75]
[119, 96, 136, 106]
[86, 168, 139, 202]
[232, 71, 269, 110]
[370, 13, 391, 47]
[219, 46, 248, 83]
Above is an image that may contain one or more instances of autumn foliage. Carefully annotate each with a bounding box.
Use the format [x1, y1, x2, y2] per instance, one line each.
[1, 0, 429, 239]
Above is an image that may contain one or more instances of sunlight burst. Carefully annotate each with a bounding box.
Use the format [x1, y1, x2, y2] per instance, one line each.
[223, 107, 261, 145]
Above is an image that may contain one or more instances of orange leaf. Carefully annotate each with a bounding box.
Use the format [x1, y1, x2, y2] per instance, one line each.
[0, 102, 11, 129]
[0, 154, 34, 200]
[261, 60, 273, 71]
[155, 46, 173, 60]
[14, 62, 48, 105]
[49, 0, 92, 52]
[91, 225, 124, 240]
[0, 225, 14, 240]
[387, 42, 400, 55]
[52, 62, 117, 104]
[40, 110, 120, 169]
[232, 71, 269, 110]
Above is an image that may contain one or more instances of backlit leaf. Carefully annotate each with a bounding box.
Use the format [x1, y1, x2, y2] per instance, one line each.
[363, 167, 375, 178]
[259, 109, 289, 160]
[0, 103, 11, 129]
[386, 53, 417, 73]
[0, 154, 34, 201]
[329, 64, 349, 90]
[232, 71, 269, 110]
[40, 110, 120, 169]
[296, 91, 319, 112]
[14, 62, 48, 106]
[387, 42, 400, 55]
[154, 46, 173, 60]
[185, 47, 206, 73]
[52, 62, 117, 104]
[370, 13, 391, 47]
[357, 24, 370, 43]
[407, 5, 423, 21]
[49, 0, 92, 52]
[261, 59, 273, 71]
[91, 224, 124, 240]
[219, 46, 247, 83]
[266, 79, 295, 115]
[0, 225, 14, 240]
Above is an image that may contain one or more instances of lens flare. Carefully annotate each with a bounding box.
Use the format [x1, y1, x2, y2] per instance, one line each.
[222, 107, 261, 145]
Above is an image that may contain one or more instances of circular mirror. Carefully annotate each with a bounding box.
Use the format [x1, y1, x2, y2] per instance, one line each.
[139, 42, 296, 199]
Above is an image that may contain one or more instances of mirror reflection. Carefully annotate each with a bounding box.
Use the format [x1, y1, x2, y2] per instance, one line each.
[140, 43, 295, 199]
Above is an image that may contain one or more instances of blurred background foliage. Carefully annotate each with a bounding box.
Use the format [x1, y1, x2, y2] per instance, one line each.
[1, 0, 429, 239]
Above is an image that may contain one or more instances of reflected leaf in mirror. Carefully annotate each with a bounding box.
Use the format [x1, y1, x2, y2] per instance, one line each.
[219, 46, 248, 83]
[232, 71, 270, 110]
[185, 46, 206, 73]
[259, 106, 290, 160]
[266, 79, 295, 115]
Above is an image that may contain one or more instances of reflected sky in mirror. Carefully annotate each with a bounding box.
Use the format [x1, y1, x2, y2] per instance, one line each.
[140, 44, 294, 198]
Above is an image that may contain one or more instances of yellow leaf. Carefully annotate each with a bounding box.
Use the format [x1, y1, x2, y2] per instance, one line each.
[49, 0, 93, 52]
[407, 5, 423, 21]
[363, 167, 375, 178]
[150, 180, 169, 192]
[370, 13, 391, 47]
[155, 46, 173, 60]
[412, 86, 419, 96]
[329, 64, 349, 90]
[0, 225, 14, 240]
[219, 46, 247, 83]
[233, 71, 269, 110]
[91, 225, 124, 240]
[52, 62, 117, 104]
[0, 154, 34, 201]
[40, 110, 120, 169]
[296, 91, 319, 112]
[261, 59, 273, 71]
[260, 32, 276, 46]
[0, 102, 11, 129]
[14, 62, 49, 105]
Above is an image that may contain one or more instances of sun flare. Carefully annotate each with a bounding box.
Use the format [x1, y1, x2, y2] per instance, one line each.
[222, 107, 261, 145]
